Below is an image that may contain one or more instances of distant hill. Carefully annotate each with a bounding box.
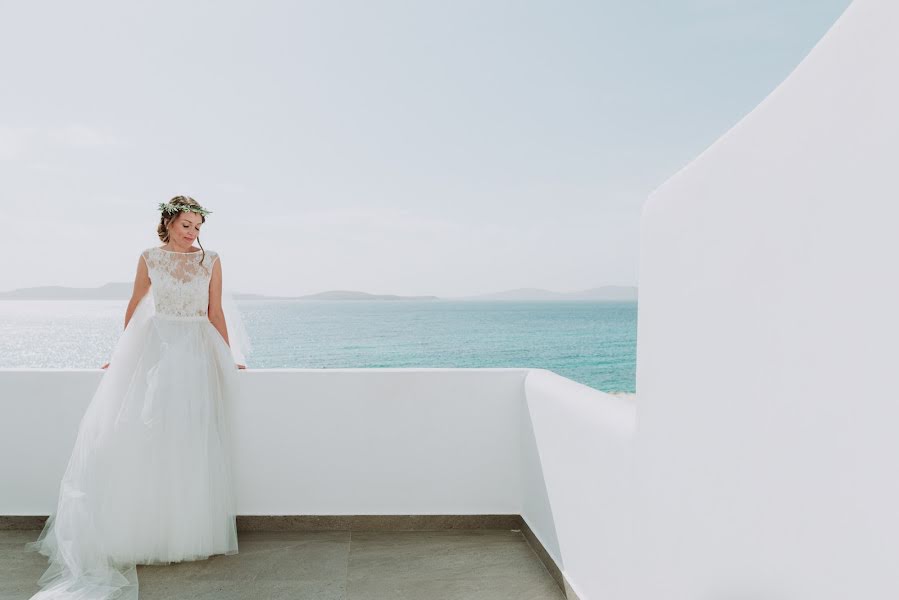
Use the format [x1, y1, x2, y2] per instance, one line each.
[0, 283, 635, 302]
[0, 284, 438, 301]
[297, 290, 439, 301]
[457, 286, 637, 301]
[0, 282, 133, 300]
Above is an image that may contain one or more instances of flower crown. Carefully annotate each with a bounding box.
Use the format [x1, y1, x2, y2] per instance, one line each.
[157, 201, 212, 217]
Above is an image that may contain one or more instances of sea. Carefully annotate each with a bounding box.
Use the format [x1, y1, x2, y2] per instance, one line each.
[0, 299, 637, 393]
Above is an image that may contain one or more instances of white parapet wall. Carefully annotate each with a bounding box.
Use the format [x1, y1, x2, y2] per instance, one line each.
[2, 369, 527, 517]
[634, 0, 899, 598]
[523, 369, 636, 600]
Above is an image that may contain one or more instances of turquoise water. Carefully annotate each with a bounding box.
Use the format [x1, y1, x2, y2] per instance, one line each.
[0, 299, 637, 393]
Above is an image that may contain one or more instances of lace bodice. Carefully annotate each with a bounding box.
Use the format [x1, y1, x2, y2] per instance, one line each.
[141, 247, 219, 317]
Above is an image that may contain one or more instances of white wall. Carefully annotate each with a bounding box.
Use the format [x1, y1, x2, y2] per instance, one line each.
[634, 0, 899, 597]
[523, 369, 636, 600]
[1, 369, 527, 516]
[229, 368, 526, 515]
[3, 366, 638, 598]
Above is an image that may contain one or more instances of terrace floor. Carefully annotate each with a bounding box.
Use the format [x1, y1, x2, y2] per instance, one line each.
[3, 528, 565, 600]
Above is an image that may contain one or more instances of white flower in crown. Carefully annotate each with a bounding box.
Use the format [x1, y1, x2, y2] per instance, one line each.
[157, 201, 212, 216]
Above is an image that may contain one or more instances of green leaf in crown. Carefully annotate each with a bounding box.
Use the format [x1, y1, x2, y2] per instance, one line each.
[157, 201, 213, 216]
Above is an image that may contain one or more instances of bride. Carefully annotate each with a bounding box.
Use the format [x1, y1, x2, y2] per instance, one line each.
[25, 196, 252, 600]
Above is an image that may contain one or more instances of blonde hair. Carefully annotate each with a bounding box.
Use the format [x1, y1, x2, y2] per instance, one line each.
[156, 195, 208, 265]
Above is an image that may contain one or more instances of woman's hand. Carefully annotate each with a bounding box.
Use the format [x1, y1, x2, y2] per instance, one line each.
[100, 362, 110, 369]
[235, 363, 246, 370]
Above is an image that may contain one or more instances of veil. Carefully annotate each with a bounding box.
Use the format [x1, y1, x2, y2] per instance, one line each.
[113, 286, 252, 367]
[220, 287, 253, 366]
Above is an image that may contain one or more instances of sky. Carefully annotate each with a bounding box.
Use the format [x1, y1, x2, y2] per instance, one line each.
[0, 0, 852, 298]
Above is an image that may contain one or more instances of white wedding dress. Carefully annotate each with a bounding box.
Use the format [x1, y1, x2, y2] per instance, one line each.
[25, 246, 252, 600]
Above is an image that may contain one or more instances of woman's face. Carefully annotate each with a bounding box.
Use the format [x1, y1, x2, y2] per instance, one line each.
[170, 212, 203, 244]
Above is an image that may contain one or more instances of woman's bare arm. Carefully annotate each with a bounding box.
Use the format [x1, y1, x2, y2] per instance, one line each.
[102, 255, 151, 369]
[124, 254, 151, 330]
[208, 256, 229, 346]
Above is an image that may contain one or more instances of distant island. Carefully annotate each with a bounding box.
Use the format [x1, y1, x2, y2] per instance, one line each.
[291, 290, 440, 301]
[451, 286, 637, 301]
[0, 284, 637, 302]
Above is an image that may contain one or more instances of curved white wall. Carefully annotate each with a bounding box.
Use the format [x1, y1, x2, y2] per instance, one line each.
[635, 0, 899, 597]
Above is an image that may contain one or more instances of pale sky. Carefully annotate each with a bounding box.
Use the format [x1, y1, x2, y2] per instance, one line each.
[0, 0, 851, 298]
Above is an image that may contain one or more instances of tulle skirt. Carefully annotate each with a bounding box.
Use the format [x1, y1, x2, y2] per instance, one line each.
[25, 312, 241, 600]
